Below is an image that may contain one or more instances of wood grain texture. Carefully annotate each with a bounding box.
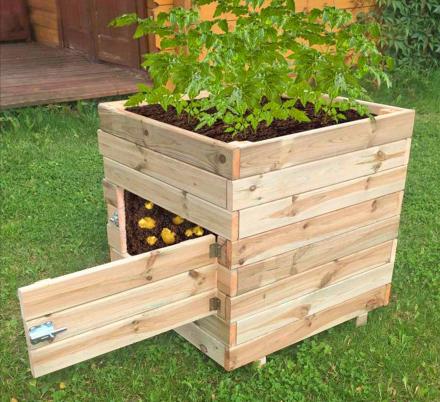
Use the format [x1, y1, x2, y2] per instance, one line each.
[220, 192, 403, 268]
[175, 321, 227, 367]
[235, 216, 400, 293]
[194, 315, 237, 346]
[238, 109, 414, 178]
[26, 265, 217, 348]
[229, 241, 394, 321]
[226, 285, 389, 370]
[232, 139, 410, 209]
[103, 158, 238, 239]
[99, 101, 240, 179]
[239, 166, 407, 237]
[235, 263, 392, 343]
[29, 290, 217, 377]
[98, 130, 228, 207]
[1, 44, 147, 109]
[18, 235, 216, 320]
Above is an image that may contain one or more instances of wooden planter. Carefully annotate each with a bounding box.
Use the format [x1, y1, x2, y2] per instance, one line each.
[18, 99, 414, 377]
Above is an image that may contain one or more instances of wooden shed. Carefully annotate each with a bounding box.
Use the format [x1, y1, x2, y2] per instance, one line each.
[0, 0, 375, 109]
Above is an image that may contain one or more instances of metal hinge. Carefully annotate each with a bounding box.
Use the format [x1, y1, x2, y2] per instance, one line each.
[109, 210, 119, 227]
[28, 321, 67, 345]
[209, 242, 222, 258]
[209, 297, 221, 311]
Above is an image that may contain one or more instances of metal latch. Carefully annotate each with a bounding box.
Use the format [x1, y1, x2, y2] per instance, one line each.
[209, 297, 221, 311]
[209, 242, 222, 258]
[28, 321, 67, 345]
[109, 210, 119, 227]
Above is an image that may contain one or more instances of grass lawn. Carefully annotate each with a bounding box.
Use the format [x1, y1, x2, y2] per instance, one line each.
[1, 71, 439, 402]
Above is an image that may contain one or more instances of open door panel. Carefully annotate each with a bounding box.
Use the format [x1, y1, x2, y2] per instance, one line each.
[18, 235, 218, 377]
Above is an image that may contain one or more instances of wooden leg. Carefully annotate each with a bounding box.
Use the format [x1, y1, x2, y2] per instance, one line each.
[355, 312, 368, 327]
[255, 356, 266, 367]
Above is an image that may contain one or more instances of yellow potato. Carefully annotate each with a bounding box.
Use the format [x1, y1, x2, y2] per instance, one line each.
[193, 226, 204, 236]
[144, 201, 154, 210]
[161, 228, 176, 245]
[138, 217, 156, 229]
[172, 215, 185, 225]
[146, 236, 158, 246]
[184, 228, 194, 237]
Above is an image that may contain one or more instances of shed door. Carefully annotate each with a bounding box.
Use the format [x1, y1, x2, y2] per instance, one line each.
[59, 0, 95, 57]
[92, 0, 147, 68]
[18, 235, 217, 377]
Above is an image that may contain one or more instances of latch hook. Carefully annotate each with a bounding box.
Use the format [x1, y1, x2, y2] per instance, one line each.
[28, 321, 67, 345]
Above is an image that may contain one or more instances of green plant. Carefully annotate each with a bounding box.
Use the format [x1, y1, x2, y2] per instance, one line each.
[111, 0, 391, 137]
[365, 0, 440, 69]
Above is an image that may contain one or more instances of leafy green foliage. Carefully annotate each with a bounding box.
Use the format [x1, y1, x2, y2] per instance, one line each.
[113, 0, 390, 137]
[365, 0, 440, 68]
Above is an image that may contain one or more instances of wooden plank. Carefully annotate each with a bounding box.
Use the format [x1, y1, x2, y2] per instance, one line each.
[99, 101, 240, 179]
[25, 265, 217, 348]
[236, 263, 392, 343]
[175, 321, 227, 367]
[229, 241, 394, 320]
[226, 285, 389, 370]
[28, 0, 58, 13]
[232, 139, 410, 209]
[217, 265, 238, 296]
[29, 9, 58, 30]
[238, 110, 414, 179]
[32, 26, 60, 46]
[98, 130, 228, 207]
[194, 315, 237, 346]
[239, 166, 407, 237]
[102, 179, 118, 207]
[106, 222, 126, 254]
[236, 216, 400, 294]
[103, 158, 238, 240]
[29, 290, 217, 377]
[220, 192, 403, 268]
[109, 247, 129, 261]
[18, 235, 216, 320]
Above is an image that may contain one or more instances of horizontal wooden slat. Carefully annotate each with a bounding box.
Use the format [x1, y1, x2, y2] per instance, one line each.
[239, 166, 407, 237]
[194, 315, 237, 345]
[103, 158, 238, 239]
[226, 285, 389, 370]
[238, 109, 414, 178]
[18, 235, 216, 320]
[229, 241, 394, 320]
[220, 192, 403, 268]
[232, 139, 410, 209]
[217, 265, 238, 296]
[29, 290, 217, 377]
[98, 130, 228, 207]
[25, 265, 217, 347]
[236, 216, 400, 293]
[99, 101, 240, 179]
[236, 263, 392, 343]
[175, 320, 227, 367]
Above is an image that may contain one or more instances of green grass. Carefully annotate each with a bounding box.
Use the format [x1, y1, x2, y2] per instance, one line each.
[1, 71, 439, 402]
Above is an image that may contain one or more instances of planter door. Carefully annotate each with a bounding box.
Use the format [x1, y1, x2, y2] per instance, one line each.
[91, 0, 147, 68]
[18, 235, 218, 377]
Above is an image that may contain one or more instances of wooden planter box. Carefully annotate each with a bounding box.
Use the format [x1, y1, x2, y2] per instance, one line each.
[18, 98, 414, 377]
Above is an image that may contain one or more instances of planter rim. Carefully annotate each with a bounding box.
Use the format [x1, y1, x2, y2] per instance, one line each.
[98, 99, 415, 149]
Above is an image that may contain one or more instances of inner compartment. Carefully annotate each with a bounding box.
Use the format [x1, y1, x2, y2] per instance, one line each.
[124, 191, 211, 255]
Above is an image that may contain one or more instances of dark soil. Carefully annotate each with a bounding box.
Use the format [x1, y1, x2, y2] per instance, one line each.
[128, 101, 366, 142]
[124, 191, 210, 255]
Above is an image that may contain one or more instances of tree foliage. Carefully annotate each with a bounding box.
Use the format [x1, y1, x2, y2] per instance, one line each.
[111, 0, 391, 137]
[365, 0, 440, 69]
